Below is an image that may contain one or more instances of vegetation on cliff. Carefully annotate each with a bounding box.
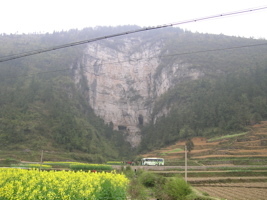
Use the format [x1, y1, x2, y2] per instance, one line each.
[0, 28, 134, 162]
[139, 65, 267, 152]
[1, 26, 267, 160]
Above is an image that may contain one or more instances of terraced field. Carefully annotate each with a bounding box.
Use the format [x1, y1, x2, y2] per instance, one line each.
[139, 121, 267, 200]
[141, 121, 267, 165]
[193, 181, 267, 200]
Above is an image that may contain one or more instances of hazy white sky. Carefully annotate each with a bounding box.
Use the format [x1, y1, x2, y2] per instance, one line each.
[1, 0, 267, 39]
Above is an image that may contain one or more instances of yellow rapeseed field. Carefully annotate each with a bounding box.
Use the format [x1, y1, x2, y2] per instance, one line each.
[0, 168, 129, 200]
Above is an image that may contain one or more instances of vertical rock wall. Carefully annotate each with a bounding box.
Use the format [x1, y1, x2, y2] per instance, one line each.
[72, 36, 204, 147]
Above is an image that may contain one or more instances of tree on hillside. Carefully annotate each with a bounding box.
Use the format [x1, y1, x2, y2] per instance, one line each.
[186, 138, 194, 153]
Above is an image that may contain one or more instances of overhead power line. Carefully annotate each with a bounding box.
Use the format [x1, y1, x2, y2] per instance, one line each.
[0, 5, 267, 63]
[8, 41, 267, 80]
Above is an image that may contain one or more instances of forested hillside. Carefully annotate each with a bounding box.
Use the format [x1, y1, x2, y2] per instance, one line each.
[137, 30, 267, 153]
[139, 66, 267, 152]
[0, 28, 135, 162]
[1, 26, 267, 161]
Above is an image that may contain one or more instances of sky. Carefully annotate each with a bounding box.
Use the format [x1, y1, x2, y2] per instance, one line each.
[1, 0, 267, 39]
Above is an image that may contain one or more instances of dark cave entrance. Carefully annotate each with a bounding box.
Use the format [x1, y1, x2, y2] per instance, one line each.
[118, 125, 127, 131]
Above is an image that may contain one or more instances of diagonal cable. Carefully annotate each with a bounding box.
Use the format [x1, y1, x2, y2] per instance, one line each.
[0, 6, 267, 63]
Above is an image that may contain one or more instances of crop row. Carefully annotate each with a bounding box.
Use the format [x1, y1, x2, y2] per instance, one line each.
[11, 164, 52, 169]
[195, 182, 267, 200]
[43, 161, 113, 171]
[69, 163, 113, 171]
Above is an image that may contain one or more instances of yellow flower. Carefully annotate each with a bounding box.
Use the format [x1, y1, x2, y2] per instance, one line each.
[0, 168, 129, 199]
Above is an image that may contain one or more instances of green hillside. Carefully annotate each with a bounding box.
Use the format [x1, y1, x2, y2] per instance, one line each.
[0, 29, 133, 162]
[139, 65, 267, 152]
[1, 26, 267, 161]
[138, 29, 267, 153]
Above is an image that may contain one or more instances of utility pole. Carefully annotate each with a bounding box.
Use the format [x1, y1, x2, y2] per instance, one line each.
[185, 145, 187, 183]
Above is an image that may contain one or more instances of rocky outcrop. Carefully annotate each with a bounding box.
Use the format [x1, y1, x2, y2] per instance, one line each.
[72, 36, 204, 147]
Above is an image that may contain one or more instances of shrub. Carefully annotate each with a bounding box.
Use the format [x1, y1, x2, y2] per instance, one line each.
[139, 171, 161, 187]
[122, 165, 135, 179]
[127, 178, 148, 200]
[162, 177, 192, 200]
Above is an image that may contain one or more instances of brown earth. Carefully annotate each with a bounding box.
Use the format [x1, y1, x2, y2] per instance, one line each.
[193, 182, 267, 200]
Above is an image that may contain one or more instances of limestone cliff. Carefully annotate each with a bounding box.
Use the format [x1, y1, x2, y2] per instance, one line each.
[72, 35, 204, 147]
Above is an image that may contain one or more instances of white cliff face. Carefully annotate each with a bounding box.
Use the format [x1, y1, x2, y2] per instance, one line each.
[73, 36, 204, 147]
